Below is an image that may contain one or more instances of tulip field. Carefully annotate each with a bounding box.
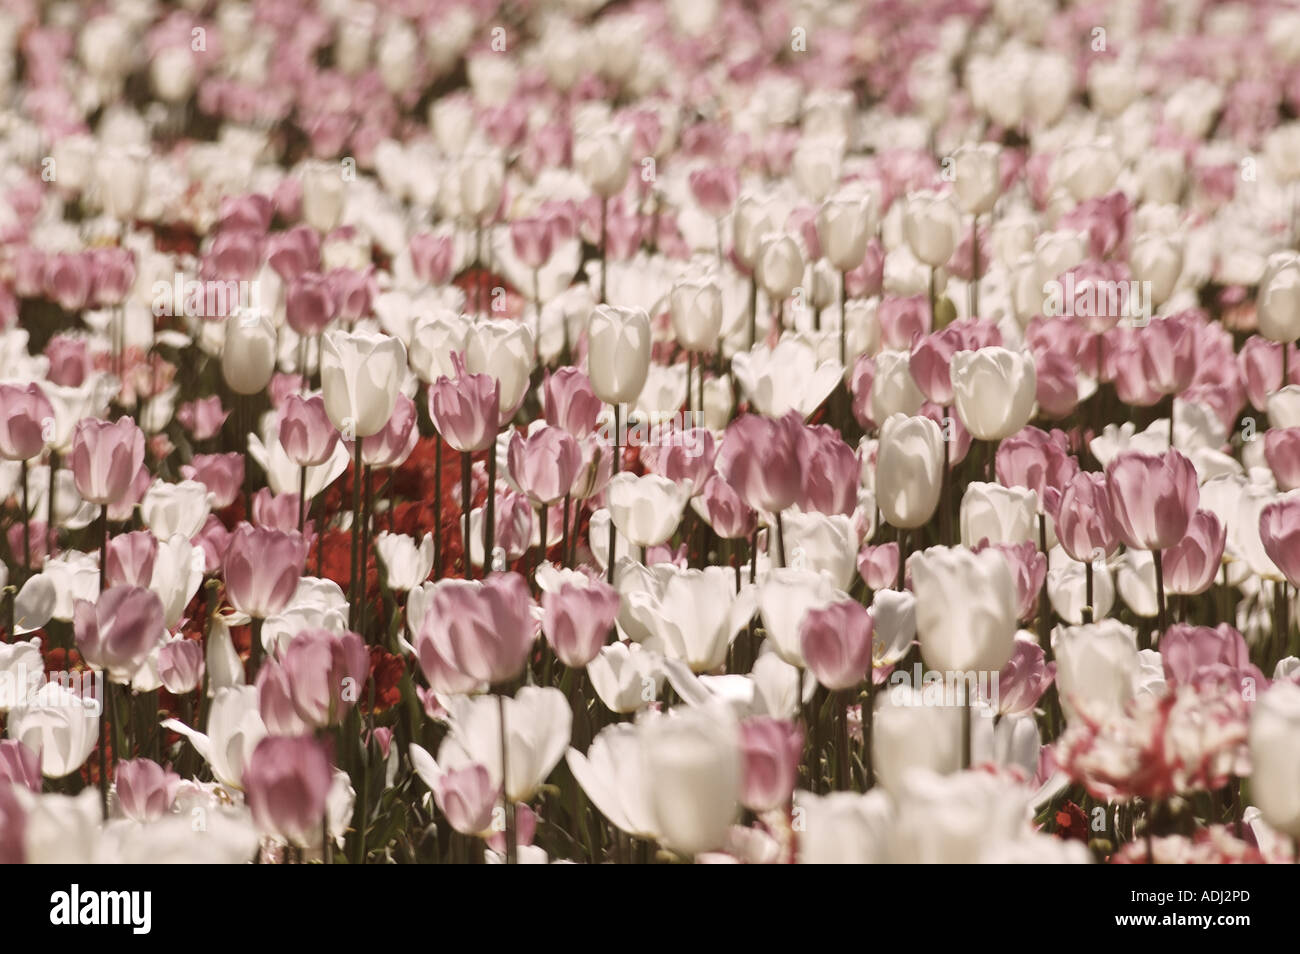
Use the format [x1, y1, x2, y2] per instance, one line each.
[2, 0, 1300, 872]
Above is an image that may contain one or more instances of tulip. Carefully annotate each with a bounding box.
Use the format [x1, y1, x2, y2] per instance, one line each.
[875, 414, 943, 530]
[414, 622, 485, 697]
[465, 319, 535, 424]
[960, 482, 1038, 547]
[158, 639, 204, 695]
[7, 683, 100, 779]
[669, 277, 724, 352]
[642, 708, 741, 857]
[1052, 619, 1139, 720]
[1260, 491, 1300, 588]
[950, 347, 1037, 441]
[223, 524, 310, 619]
[432, 762, 499, 835]
[243, 735, 334, 845]
[0, 383, 53, 461]
[221, 312, 278, 396]
[692, 476, 757, 540]
[975, 540, 1047, 622]
[375, 532, 434, 592]
[115, 759, 181, 823]
[105, 531, 157, 588]
[716, 412, 802, 515]
[619, 563, 754, 673]
[739, 717, 803, 812]
[320, 330, 408, 438]
[409, 310, 470, 384]
[773, 511, 858, 590]
[994, 427, 1078, 510]
[857, 543, 899, 591]
[180, 453, 244, 510]
[952, 143, 1001, 215]
[262, 628, 367, 730]
[428, 353, 498, 453]
[755, 233, 804, 301]
[1248, 682, 1300, 836]
[285, 272, 336, 337]
[161, 685, 266, 788]
[903, 190, 961, 267]
[733, 336, 844, 418]
[362, 393, 418, 469]
[276, 395, 338, 473]
[564, 722, 659, 839]
[996, 634, 1055, 717]
[1258, 252, 1300, 345]
[798, 425, 859, 517]
[542, 368, 601, 437]
[911, 546, 1018, 674]
[542, 579, 620, 667]
[140, 479, 211, 540]
[0, 740, 41, 793]
[816, 192, 876, 273]
[70, 417, 145, 505]
[801, 599, 874, 690]
[872, 688, 963, 798]
[74, 585, 165, 683]
[1265, 427, 1300, 491]
[575, 130, 630, 198]
[425, 574, 536, 686]
[1053, 471, 1120, 564]
[508, 426, 582, 506]
[1129, 233, 1183, 308]
[1105, 449, 1199, 551]
[606, 472, 691, 548]
[1161, 509, 1226, 596]
[587, 305, 652, 406]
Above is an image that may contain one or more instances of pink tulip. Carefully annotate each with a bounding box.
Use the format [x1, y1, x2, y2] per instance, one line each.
[70, 417, 146, 505]
[278, 393, 340, 467]
[158, 639, 205, 694]
[251, 488, 304, 533]
[739, 717, 803, 813]
[428, 353, 498, 453]
[176, 396, 230, 441]
[0, 740, 40, 793]
[218, 194, 273, 233]
[1139, 314, 1197, 396]
[857, 542, 899, 591]
[106, 463, 153, 523]
[425, 574, 536, 686]
[1035, 350, 1082, 418]
[797, 424, 859, 517]
[1052, 471, 1120, 564]
[243, 735, 334, 845]
[222, 524, 310, 618]
[717, 412, 802, 514]
[510, 216, 554, 270]
[1107, 329, 1163, 406]
[507, 426, 582, 506]
[688, 166, 739, 217]
[206, 230, 263, 280]
[362, 394, 419, 469]
[194, 515, 231, 575]
[541, 368, 601, 437]
[256, 662, 312, 736]
[262, 628, 368, 730]
[651, 429, 717, 496]
[878, 296, 930, 351]
[74, 586, 165, 680]
[800, 599, 874, 691]
[181, 452, 245, 509]
[1238, 337, 1300, 411]
[1105, 449, 1199, 550]
[0, 382, 53, 461]
[409, 233, 455, 286]
[696, 475, 757, 539]
[0, 786, 22, 865]
[996, 427, 1078, 512]
[327, 267, 375, 322]
[1160, 623, 1264, 692]
[996, 635, 1055, 717]
[1161, 509, 1226, 596]
[45, 334, 93, 387]
[414, 624, 483, 695]
[907, 320, 998, 405]
[971, 539, 1047, 622]
[44, 252, 93, 311]
[1260, 493, 1300, 588]
[849, 353, 876, 430]
[105, 531, 158, 588]
[91, 247, 135, 306]
[1265, 427, 1300, 492]
[116, 759, 181, 823]
[541, 580, 620, 667]
[285, 272, 337, 336]
[266, 226, 320, 282]
[433, 763, 499, 836]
